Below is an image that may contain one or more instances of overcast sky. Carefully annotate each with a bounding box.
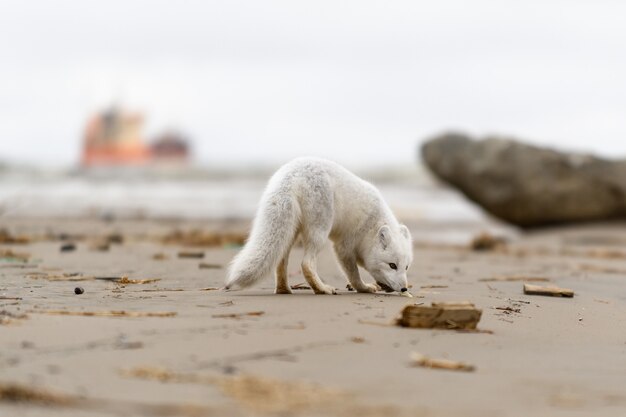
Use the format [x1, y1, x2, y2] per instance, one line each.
[0, 0, 625, 167]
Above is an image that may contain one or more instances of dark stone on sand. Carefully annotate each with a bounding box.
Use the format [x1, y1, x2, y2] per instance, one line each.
[60, 243, 76, 252]
[421, 133, 626, 227]
[74, 287, 84, 295]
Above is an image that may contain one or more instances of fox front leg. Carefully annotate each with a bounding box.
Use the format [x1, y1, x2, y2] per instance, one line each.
[335, 251, 377, 293]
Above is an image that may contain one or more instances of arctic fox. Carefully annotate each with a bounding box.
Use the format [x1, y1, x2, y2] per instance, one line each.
[225, 157, 413, 295]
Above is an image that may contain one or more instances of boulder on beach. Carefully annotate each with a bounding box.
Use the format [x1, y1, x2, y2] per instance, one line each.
[421, 133, 626, 227]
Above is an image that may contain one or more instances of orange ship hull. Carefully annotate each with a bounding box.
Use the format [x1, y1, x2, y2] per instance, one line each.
[82, 146, 151, 166]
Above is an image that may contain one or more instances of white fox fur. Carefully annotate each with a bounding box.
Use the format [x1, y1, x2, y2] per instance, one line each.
[225, 157, 413, 295]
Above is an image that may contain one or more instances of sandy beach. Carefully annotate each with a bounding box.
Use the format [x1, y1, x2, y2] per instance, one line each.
[2, 216, 626, 417]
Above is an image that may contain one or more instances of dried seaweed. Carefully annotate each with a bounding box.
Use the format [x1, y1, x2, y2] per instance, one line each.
[470, 232, 507, 251]
[0, 310, 29, 325]
[177, 251, 205, 259]
[121, 367, 347, 415]
[0, 383, 75, 405]
[198, 262, 222, 269]
[0, 249, 30, 262]
[31, 309, 177, 318]
[26, 273, 94, 282]
[163, 229, 247, 247]
[212, 311, 265, 319]
[0, 229, 30, 244]
[578, 263, 626, 275]
[116, 277, 161, 285]
[479, 276, 551, 282]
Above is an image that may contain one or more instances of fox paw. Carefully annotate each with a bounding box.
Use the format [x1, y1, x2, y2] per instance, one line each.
[314, 284, 338, 295]
[275, 286, 293, 294]
[356, 283, 379, 293]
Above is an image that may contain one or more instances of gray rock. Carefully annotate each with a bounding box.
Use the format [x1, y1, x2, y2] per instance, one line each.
[421, 133, 626, 227]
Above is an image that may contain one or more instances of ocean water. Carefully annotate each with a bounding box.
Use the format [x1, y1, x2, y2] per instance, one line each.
[0, 167, 504, 243]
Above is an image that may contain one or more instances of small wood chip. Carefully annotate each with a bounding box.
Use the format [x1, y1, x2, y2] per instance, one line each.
[410, 352, 475, 372]
[396, 302, 482, 330]
[523, 283, 574, 298]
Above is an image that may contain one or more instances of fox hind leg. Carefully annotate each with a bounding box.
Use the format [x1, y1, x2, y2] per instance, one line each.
[275, 247, 293, 294]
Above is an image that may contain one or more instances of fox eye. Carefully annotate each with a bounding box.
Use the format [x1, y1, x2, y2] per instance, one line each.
[389, 263, 397, 270]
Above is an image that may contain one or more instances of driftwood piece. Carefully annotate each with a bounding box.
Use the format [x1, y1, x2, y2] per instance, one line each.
[410, 352, 475, 372]
[523, 283, 574, 297]
[396, 302, 482, 329]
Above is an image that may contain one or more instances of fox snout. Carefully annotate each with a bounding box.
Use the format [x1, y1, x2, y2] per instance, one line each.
[376, 276, 406, 293]
[376, 281, 395, 293]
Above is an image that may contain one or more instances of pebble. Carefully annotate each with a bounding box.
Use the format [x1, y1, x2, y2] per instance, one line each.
[74, 287, 84, 295]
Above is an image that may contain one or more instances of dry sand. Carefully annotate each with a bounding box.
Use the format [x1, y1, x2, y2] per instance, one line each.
[1, 217, 626, 417]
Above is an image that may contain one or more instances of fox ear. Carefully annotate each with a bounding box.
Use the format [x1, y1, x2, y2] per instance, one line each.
[399, 224, 411, 241]
[378, 225, 390, 250]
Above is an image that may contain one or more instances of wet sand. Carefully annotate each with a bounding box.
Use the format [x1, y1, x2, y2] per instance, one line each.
[1, 217, 626, 416]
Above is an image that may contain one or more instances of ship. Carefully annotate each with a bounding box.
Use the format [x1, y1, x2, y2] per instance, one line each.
[81, 107, 190, 167]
